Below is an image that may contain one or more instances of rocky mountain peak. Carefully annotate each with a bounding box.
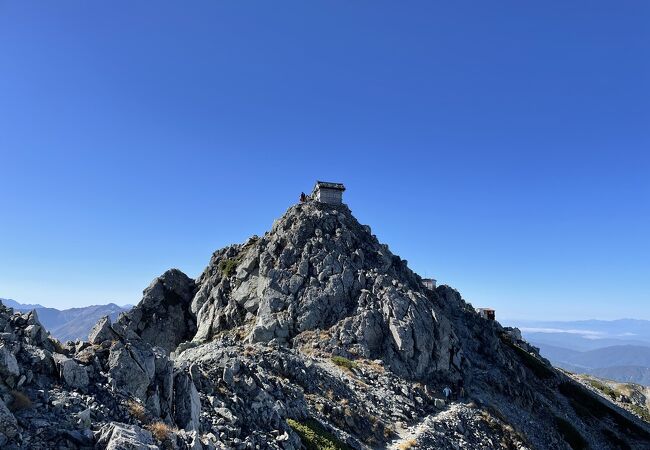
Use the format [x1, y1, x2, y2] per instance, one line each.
[1, 194, 649, 449]
[189, 200, 450, 379]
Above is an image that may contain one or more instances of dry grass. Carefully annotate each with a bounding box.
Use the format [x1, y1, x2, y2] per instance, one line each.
[358, 358, 385, 374]
[126, 399, 146, 421]
[75, 349, 96, 364]
[398, 439, 417, 449]
[383, 424, 396, 439]
[234, 326, 249, 341]
[8, 390, 32, 412]
[146, 421, 175, 442]
[215, 384, 230, 396]
[50, 338, 65, 353]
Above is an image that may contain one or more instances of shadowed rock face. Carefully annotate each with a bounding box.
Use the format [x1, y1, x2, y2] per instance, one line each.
[114, 269, 197, 354]
[190, 202, 454, 380]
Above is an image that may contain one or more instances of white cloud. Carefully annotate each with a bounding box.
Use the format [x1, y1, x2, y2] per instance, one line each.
[520, 327, 605, 338]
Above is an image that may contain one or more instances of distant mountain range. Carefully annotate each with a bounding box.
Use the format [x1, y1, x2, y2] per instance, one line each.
[506, 318, 650, 386]
[0, 298, 131, 342]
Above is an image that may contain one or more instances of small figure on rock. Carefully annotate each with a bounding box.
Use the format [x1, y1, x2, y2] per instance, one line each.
[443, 386, 452, 403]
[299, 192, 307, 202]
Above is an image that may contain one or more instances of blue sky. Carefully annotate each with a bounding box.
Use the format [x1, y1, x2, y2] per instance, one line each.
[0, 1, 648, 319]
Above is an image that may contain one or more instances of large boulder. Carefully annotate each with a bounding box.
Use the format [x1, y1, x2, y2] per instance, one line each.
[106, 338, 176, 420]
[53, 353, 89, 390]
[146, 347, 174, 420]
[96, 423, 158, 450]
[107, 341, 155, 401]
[88, 315, 119, 344]
[173, 371, 201, 431]
[0, 345, 19, 379]
[8, 310, 55, 352]
[21, 344, 55, 377]
[115, 269, 197, 354]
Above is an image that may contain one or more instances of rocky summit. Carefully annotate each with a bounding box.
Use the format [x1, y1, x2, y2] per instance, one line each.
[0, 197, 649, 449]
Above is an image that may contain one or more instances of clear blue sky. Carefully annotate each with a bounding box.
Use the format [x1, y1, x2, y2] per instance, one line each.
[1, 1, 648, 319]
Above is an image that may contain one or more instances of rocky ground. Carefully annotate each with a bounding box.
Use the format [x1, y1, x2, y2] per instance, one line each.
[1, 200, 649, 449]
[568, 372, 650, 424]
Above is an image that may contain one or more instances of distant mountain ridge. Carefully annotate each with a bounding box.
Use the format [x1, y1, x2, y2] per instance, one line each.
[507, 318, 650, 386]
[0, 298, 45, 310]
[0, 298, 130, 342]
[590, 366, 650, 386]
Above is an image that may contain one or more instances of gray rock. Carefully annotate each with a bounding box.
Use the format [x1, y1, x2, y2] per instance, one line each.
[146, 347, 174, 419]
[53, 353, 89, 389]
[22, 310, 53, 348]
[22, 344, 55, 376]
[174, 371, 201, 430]
[107, 342, 154, 400]
[190, 202, 448, 379]
[76, 407, 92, 428]
[0, 344, 19, 378]
[0, 397, 18, 440]
[115, 269, 197, 354]
[88, 315, 118, 344]
[96, 422, 158, 450]
[176, 429, 204, 450]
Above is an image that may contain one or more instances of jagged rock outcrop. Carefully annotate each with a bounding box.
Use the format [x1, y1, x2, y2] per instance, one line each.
[5, 299, 130, 342]
[115, 269, 197, 354]
[88, 315, 119, 344]
[191, 202, 454, 379]
[0, 298, 208, 449]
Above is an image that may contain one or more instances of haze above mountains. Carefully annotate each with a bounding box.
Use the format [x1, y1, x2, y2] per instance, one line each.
[507, 318, 650, 386]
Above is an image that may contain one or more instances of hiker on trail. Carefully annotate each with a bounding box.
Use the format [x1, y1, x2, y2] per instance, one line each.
[457, 379, 465, 399]
[443, 386, 452, 403]
[299, 192, 307, 202]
